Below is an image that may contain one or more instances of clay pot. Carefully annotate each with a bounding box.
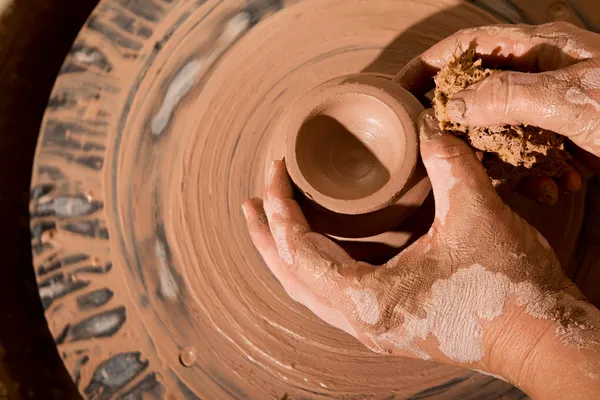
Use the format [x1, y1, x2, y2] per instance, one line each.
[283, 74, 430, 240]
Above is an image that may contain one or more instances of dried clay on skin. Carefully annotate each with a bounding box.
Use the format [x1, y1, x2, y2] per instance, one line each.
[375, 264, 597, 363]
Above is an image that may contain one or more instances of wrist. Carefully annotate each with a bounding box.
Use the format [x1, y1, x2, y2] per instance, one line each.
[484, 298, 600, 399]
[484, 303, 556, 385]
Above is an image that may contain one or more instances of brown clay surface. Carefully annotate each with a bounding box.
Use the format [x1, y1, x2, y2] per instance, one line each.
[22, 0, 600, 399]
[0, 0, 97, 399]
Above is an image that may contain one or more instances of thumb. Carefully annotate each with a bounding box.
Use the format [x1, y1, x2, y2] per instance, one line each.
[418, 110, 504, 228]
[445, 70, 569, 133]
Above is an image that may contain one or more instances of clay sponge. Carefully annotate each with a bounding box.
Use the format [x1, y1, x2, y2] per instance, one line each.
[433, 49, 570, 185]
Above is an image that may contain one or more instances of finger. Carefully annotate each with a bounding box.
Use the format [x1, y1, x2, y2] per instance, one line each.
[516, 177, 559, 205]
[263, 160, 311, 266]
[445, 69, 559, 127]
[444, 64, 600, 156]
[570, 158, 595, 182]
[242, 198, 361, 336]
[559, 166, 583, 193]
[243, 197, 313, 302]
[243, 198, 305, 296]
[394, 22, 595, 96]
[263, 160, 360, 290]
[243, 198, 276, 253]
[418, 109, 504, 228]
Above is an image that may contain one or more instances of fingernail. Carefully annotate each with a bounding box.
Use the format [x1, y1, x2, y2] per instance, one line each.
[446, 97, 467, 122]
[418, 110, 442, 141]
[267, 160, 276, 183]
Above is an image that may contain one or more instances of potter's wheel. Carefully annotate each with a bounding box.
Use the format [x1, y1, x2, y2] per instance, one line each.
[28, 0, 599, 398]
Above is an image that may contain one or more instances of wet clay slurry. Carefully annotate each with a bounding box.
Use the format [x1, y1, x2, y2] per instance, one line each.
[27, 0, 600, 398]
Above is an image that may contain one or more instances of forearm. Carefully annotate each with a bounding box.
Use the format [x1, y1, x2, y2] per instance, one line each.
[488, 299, 600, 399]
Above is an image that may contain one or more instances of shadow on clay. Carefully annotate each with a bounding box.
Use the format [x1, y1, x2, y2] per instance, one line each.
[333, 194, 435, 264]
[296, 114, 391, 200]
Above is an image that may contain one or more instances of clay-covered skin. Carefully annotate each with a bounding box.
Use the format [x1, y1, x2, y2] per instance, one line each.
[433, 50, 571, 186]
[244, 110, 600, 399]
[396, 22, 600, 203]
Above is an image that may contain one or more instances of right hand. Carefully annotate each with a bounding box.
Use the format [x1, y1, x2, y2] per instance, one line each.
[394, 21, 600, 202]
[243, 118, 600, 400]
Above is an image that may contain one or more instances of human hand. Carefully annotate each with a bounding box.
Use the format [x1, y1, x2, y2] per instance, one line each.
[242, 110, 600, 397]
[395, 21, 600, 204]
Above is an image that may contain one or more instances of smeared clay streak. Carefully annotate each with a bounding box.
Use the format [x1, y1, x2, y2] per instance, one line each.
[51, 197, 94, 217]
[586, 371, 600, 380]
[151, 12, 251, 135]
[566, 87, 600, 111]
[73, 51, 103, 64]
[264, 319, 307, 342]
[380, 264, 558, 363]
[214, 325, 276, 376]
[266, 313, 357, 348]
[273, 224, 294, 265]
[155, 240, 179, 300]
[345, 287, 381, 325]
[152, 59, 203, 135]
[560, 36, 593, 59]
[473, 369, 507, 382]
[425, 157, 458, 225]
[39, 281, 68, 299]
[84, 312, 123, 334]
[240, 334, 294, 370]
[580, 69, 600, 89]
[536, 30, 594, 59]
